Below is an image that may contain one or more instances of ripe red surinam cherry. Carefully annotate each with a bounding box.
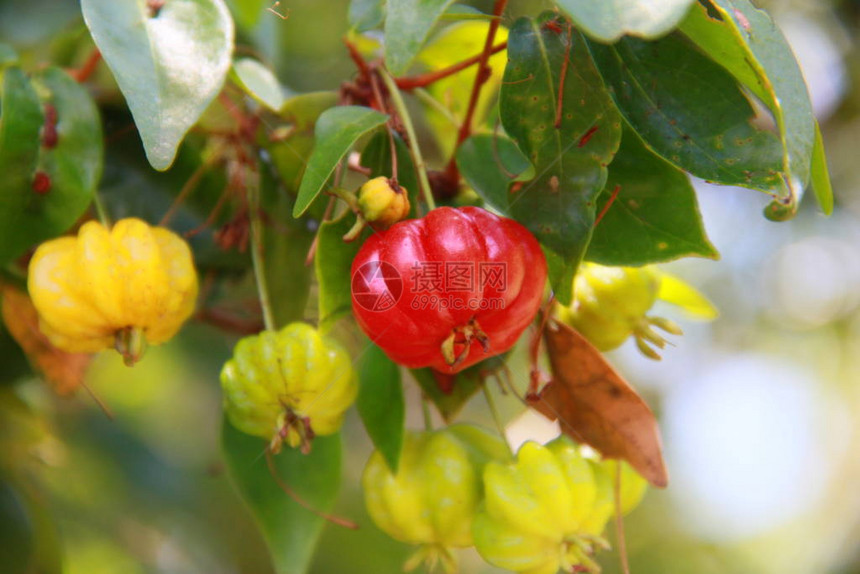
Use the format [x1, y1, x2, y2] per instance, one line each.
[350, 206, 547, 374]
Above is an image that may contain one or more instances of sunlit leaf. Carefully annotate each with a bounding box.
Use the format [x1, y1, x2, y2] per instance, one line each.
[657, 273, 719, 320]
[81, 0, 234, 170]
[587, 127, 718, 265]
[384, 0, 457, 75]
[232, 58, 286, 112]
[293, 106, 388, 217]
[528, 321, 668, 487]
[679, 0, 817, 219]
[810, 122, 833, 216]
[222, 419, 343, 574]
[357, 344, 405, 472]
[556, 0, 696, 42]
[500, 13, 622, 305]
[416, 21, 508, 156]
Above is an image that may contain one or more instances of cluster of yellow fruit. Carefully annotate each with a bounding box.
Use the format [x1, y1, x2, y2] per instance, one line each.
[363, 425, 647, 574]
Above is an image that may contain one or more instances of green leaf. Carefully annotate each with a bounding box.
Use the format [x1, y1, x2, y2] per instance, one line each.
[357, 344, 405, 472]
[315, 213, 367, 330]
[232, 58, 286, 112]
[587, 127, 718, 265]
[587, 32, 785, 195]
[222, 418, 342, 574]
[266, 91, 338, 194]
[349, 0, 386, 32]
[456, 133, 531, 213]
[0, 67, 102, 266]
[0, 67, 43, 265]
[679, 0, 817, 219]
[556, 0, 696, 42]
[81, 0, 234, 171]
[500, 13, 622, 305]
[360, 131, 420, 217]
[658, 273, 719, 320]
[225, 0, 268, 30]
[810, 121, 833, 216]
[293, 106, 388, 217]
[416, 21, 509, 157]
[260, 163, 315, 328]
[384, 0, 457, 75]
[410, 355, 508, 422]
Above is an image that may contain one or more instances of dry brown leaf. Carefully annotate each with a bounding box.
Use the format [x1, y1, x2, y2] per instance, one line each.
[1, 284, 92, 395]
[527, 320, 669, 488]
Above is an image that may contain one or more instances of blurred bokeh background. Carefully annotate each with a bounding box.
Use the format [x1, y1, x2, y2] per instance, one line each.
[1, 0, 859, 572]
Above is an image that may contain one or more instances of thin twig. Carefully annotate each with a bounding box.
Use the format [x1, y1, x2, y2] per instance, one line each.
[247, 171, 276, 331]
[615, 464, 631, 574]
[377, 69, 436, 211]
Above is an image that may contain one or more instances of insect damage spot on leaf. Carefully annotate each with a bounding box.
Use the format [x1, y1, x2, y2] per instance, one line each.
[527, 320, 669, 488]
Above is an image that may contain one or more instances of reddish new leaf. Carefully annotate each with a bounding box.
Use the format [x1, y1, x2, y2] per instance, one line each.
[528, 321, 668, 487]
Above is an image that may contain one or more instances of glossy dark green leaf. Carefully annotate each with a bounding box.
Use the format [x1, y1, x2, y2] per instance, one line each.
[587, 32, 785, 196]
[500, 13, 622, 305]
[810, 122, 833, 216]
[456, 133, 531, 213]
[0, 67, 42, 265]
[587, 128, 718, 265]
[556, 0, 696, 42]
[222, 418, 342, 574]
[266, 91, 338, 194]
[293, 106, 388, 217]
[0, 67, 100, 266]
[81, 0, 234, 170]
[232, 58, 286, 112]
[357, 344, 405, 472]
[384, 0, 457, 75]
[315, 212, 367, 330]
[680, 0, 818, 219]
[349, 0, 385, 32]
[360, 131, 419, 217]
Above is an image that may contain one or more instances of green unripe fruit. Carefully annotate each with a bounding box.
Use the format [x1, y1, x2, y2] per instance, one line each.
[362, 424, 509, 573]
[357, 176, 410, 230]
[220, 323, 357, 453]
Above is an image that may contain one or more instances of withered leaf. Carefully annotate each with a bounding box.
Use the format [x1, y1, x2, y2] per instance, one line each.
[528, 321, 668, 487]
[1, 284, 91, 395]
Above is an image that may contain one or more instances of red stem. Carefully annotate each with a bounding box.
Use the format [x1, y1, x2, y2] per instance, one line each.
[395, 42, 508, 90]
[69, 49, 102, 83]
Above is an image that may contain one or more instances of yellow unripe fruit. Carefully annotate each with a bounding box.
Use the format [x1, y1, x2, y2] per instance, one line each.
[357, 176, 410, 230]
[473, 437, 646, 574]
[27, 218, 198, 365]
[220, 323, 357, 453]
[362, 425, 509, 573]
